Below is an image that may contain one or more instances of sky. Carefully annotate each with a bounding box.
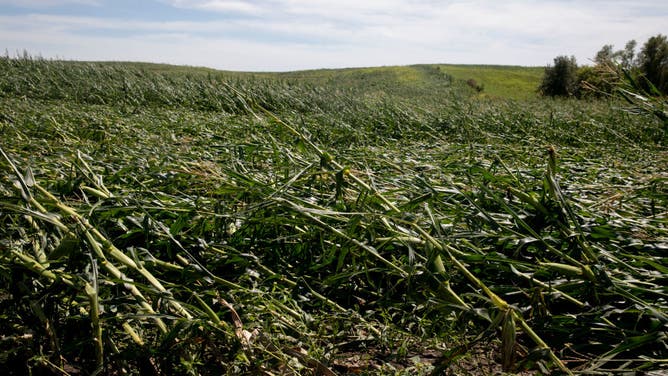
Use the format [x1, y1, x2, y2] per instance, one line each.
[0, 0, 666, 72]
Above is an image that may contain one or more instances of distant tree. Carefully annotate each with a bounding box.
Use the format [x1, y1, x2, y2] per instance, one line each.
[619, 40, 637, 69]
[581, 40, 638, 97]
[595, 44, 615, 65]
[539, 55, 579, 97]
[594, 41, 636, 69]
[637, 34, 668, 94]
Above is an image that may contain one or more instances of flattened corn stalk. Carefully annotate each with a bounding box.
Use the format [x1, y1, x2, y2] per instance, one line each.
[229, 95, 575, 374]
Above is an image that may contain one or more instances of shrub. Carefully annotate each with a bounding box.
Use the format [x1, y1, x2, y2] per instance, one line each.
[539, 56, 579, 97]
[465, 78, 484, 93]
[576, 65, 619, 98]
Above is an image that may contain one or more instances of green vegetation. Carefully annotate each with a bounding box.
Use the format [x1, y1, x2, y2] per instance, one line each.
[0, 56, 666, 375]
[254, 64, 541, 101]
[435, 64, 543, 100]
[542, 34, 668, 99]
[539, 56, 579, 97]
[637, 34, 668, 94]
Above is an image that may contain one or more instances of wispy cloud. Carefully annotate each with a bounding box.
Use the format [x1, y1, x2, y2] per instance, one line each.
[0, 0, 100, 7]
[171, 0, 263, 14]
[159, 0, 668, 50]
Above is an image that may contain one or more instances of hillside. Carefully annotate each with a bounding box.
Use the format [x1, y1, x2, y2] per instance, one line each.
[75, 61, 543, 101]
[273, 64, 543, 100]
[436, 64, 543, 99]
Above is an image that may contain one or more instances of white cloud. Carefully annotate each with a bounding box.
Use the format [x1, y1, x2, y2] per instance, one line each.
[189, 0, 262, 13]
[1, 0, 667, 70]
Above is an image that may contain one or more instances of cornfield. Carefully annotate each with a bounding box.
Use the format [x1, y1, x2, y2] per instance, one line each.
[0, 56, 666, 375]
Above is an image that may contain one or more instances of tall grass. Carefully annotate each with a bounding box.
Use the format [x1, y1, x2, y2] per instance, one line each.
[0, 55, 666, 375]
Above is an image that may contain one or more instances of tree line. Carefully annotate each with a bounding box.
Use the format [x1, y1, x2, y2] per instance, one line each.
[540, 34, 668, 97]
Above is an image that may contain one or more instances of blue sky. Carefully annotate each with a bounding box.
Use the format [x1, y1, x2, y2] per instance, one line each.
[1, 0, 666, 71]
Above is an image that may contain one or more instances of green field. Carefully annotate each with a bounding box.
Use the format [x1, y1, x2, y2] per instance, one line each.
[436, 64, 544, 100]
[0, 57, 666, 375]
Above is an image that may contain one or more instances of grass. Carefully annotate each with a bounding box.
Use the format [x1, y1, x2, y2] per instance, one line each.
[269, 63, 543, 101]
[0, 55, 666, 375]
[436, 64, 544, 100]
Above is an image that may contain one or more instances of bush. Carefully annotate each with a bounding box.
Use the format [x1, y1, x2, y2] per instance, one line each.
[576, 65, 619, 98]
[539, 56, 579, 97]
[465, 78, 484, 93]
